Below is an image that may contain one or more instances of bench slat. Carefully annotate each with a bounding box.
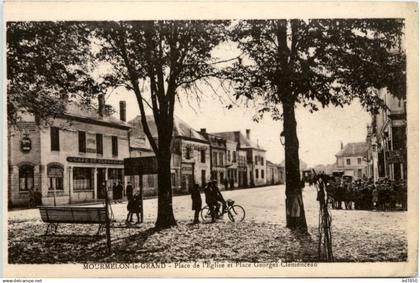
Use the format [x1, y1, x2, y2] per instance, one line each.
[39, 206, 107, 224]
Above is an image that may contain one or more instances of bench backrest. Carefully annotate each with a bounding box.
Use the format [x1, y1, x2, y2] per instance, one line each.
[39, 206, 107, 224]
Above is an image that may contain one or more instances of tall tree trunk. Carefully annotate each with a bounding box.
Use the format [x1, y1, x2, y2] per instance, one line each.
[155, 142, 177, 229]
[282, 99, 308, 232]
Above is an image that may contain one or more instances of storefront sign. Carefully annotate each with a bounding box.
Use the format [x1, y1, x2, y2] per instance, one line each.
[20, 136, 32, 152]
[67, 156, 124, 165]
[124, 156, 158, 175]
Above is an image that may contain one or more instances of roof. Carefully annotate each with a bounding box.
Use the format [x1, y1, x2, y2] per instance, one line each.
[335, 142, 368, 157]
[210, 131, 266, 151]
[199, 132, 226, 149]
[64, 103, 130, 129]
[128, 115, 208, 143]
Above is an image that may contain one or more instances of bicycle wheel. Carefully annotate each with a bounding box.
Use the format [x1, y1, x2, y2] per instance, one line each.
[227, 205, 245, 222]
[200, 206, 213, 222]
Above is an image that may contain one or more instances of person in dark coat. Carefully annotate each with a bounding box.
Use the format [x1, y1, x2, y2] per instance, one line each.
[125, 182, 134, 223]
[115, 181, 123, 200]
[191, 184, 202, 224]
[126, 182, 133, 202]
[204, 181, 217, 222]
[126, 189, 141, 224]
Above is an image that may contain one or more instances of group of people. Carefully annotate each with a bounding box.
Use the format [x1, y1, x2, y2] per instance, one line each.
[190, 180, 227, 224]
[322, 177, 407, 211]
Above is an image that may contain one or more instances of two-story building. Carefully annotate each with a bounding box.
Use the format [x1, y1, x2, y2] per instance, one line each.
[335, 142, 369, 179]
[8, 97, 130, 207]
[212, 129, 266, 187]
[198, 129, 228, 189]
[128, 115, 211, 194]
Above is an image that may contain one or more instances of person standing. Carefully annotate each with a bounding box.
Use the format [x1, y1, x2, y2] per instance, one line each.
[126, 182, 133, 202]
[204, 181, 217, 223]
[191, 184, 202, 224]
[115, 181, 123, 201]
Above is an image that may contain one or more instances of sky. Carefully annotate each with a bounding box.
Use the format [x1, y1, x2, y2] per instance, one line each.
[107, 87, 370, 167]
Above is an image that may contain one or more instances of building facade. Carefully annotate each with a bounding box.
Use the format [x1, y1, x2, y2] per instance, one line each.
[212, 129, 266, 187]
[367, 88, 407, 181]
[128, 115, 211, 194]
[8, 100, 130, 207]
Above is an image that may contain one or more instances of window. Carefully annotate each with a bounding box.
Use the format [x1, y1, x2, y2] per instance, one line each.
[96, 134, 103, 155]
[50, 127, 60, 151]
[255, 169, 259, 179]
[219, 152, 224, 166]
[232, 151, 237, 163]
[200, 149, 206, 163]
[261, 157, 264, 165]
[213, 152, 217, 166]
[220, 172, 224, 183]
[112, 136, 118, 156]
[185, 146, 192, 159]
[19, 165, 34, 191]
[78, 131, 86, 153]
[255, 156, 258, 165]
[357, 158, 362, 165]
[346, 158, 351, 165]
[73, 167, 93, 191]
[227, 150, 231, 162]
[261, 169, 265, 179]
[48, 165, 63, 191]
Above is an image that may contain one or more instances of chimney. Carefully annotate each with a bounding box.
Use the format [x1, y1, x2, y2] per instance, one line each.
[246, 129, 250, 140]
[340, 141, 343, 150]
[98, 94, 105, 117]
[200, 128, 206, 134]
[119, 101, 126, 122]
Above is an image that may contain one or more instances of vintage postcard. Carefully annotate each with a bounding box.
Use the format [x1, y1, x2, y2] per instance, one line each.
[2, 1, 418, 278]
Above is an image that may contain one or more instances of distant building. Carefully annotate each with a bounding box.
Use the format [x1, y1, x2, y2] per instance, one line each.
[266, 160, 283, 185]
[8, 97, 130, 207]
[212, 129, 267, 187]
[278, 159, 308, 181]
[335, 142, 368, 179]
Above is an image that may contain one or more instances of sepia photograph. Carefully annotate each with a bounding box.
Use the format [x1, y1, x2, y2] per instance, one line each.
[3, 1, 418, 278]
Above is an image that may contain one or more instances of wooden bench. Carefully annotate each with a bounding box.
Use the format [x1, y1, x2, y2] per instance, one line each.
[38, 206, 107, 235]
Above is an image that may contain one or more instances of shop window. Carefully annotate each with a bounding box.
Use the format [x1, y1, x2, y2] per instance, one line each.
[96, 134, 103, 155]
[50, 127, 60, 151]
[73, 167, 93, 191]
[19, 165, 34, 191]
[108, 168, 122, 186]
[48, 165, 63, 191]
[112, 136, 118, 156]
[78, 131, 86, 153]
[346, 158, 351, 165]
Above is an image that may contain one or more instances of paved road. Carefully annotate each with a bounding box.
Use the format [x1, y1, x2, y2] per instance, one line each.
[9, 184, 407, 235]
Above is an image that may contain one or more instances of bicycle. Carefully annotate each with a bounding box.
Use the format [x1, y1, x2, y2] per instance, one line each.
[200, 199, 245, 223]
